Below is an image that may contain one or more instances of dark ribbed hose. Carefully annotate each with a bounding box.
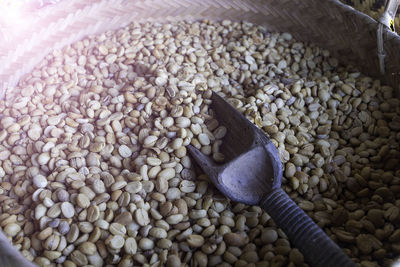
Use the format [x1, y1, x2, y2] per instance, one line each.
[261, 188, 356, 267]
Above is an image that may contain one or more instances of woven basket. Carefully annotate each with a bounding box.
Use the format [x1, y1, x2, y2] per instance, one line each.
[0, 0, 399, 98]
[340, 0, 400, 34]
[0, 0, 399, 265]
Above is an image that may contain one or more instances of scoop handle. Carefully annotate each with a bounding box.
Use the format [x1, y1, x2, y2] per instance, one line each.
[260, 188, 356, 267]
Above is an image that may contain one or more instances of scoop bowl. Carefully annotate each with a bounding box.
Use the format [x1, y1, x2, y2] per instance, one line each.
[188, 91, 356, 267]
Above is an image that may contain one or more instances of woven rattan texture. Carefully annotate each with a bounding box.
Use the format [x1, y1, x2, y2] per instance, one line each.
[340, 0, 400, 33]
[0, 0, 399, 97]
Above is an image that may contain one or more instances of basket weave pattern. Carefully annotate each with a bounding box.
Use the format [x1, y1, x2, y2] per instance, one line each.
[0, 0, 399, 97]
[0, 0, 398, 265]
[340, 0, 400, 33]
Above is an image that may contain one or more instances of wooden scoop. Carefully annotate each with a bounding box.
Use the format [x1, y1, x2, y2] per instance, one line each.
[188, 92, 356, 267]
